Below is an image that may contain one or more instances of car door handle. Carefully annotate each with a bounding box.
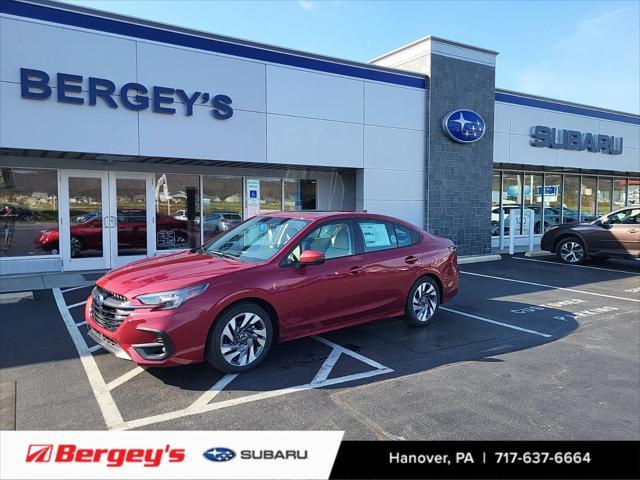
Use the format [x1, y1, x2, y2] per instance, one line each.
[629, 229, 639, 233]
[348, 266, 362, 275]
[405, 255, 418, 264]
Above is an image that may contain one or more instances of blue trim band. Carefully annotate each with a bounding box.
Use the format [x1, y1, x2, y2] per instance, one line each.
[495, 92, 640, 126]
[1, 0, 426, 89]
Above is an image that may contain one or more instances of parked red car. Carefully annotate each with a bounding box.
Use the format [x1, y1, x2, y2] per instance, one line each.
[85, 212, 459, 372]
[36, 209, 189, 257]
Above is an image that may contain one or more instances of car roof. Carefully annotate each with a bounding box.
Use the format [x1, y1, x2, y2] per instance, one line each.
[264, 210, 419, 227]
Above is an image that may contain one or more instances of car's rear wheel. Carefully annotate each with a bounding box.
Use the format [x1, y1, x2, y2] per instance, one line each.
[402, 277, 440, 327]
[556, 237, 586, 265]
[206, 302, 273, 373]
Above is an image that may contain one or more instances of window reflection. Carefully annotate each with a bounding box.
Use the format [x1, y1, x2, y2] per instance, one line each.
[284, 179, 317, 211]
[155, 174, 199, 250]
[202, 176, 243, 241]
[543, 174, 562, 227]
[580, 177, 597, 222]
[259, 179, 282, 214]
[1, 167, 58, 257]
[597, 177, 612, 216]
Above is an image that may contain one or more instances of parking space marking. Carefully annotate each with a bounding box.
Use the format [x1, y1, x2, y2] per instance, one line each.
[61, 285, 92, 293]
[105, 366, 147, 392]
[460, 271, 640, 303]
[441, 307, 552, 338]
[311, 349, 342, 385]
[513, 256, 640, 275]
[52, 288, 124, 429]
[53, 287, 393, 431]
[67, 301, 87, 309]
[187, 373, 238, 411]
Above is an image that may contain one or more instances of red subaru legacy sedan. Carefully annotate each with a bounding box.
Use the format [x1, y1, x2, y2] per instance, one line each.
[85, 212, 459, 372]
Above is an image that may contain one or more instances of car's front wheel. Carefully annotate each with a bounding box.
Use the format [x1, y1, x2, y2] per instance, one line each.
[206, 302, 273, 373]
[556, 237, 586, 265]
[403, 277, 440, 327]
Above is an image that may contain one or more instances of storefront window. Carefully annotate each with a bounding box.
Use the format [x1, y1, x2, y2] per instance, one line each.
[155, 174, 199, 250]
[543, 174, 562, 227]
[502, 172, 522, 234]
[613, 178, 627, 208]
[260, 179, 282, 214]
[563, 176, 580, 224]
[68, 177, 103, 258]
[202, 176, 243, 240]
[490, 172, 501, 236]
[596, 177, 612, 217]
[1, 167, 58, 258]
[524, 173, 543, 233]
[284, 179, 317, 211]
[579, 177, 597, 222]
[628, 179, 639, 206]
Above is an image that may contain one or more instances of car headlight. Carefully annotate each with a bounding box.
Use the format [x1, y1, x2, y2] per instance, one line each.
[136, 284, 208, 310]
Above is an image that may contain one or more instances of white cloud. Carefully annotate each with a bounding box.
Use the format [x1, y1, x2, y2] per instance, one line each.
[299, 0, 314, 11]
[513, 6, 640, 113]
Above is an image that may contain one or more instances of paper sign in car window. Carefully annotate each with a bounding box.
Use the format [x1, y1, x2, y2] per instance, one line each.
[360, 223, 391, 247]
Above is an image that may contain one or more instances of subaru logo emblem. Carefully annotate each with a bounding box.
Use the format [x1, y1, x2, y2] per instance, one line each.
[203, 447, 236, 462]
[442, 109, 486, 143]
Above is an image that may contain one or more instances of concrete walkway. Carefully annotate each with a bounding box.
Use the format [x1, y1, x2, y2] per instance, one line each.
[0, 270, 106, 293]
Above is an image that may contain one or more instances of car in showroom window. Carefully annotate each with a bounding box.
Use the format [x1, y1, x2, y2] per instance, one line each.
[85, 212, 459, 373]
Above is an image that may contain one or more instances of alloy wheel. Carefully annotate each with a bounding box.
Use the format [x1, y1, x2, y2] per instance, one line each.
[219, 312, 267, 366]
[412, 281, 438, 322]
[559, 241, 584, 263]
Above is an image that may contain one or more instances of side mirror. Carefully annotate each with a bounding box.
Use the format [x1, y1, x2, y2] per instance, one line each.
[295, 250, 325, 268]
[598, 218, 612, 229]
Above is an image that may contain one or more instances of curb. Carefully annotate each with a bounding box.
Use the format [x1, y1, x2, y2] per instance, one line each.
[524, 250, 551, 258]
[458, 254, 502, 265]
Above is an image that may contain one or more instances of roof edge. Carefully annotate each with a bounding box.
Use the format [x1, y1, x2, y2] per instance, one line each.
[496, 88, 640, 120]
[370, 34, 499, 63]
[5, 0, 427, 83]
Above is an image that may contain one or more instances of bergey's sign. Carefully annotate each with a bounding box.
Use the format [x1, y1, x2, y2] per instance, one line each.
[530, 125, 623, 155]
[19, 68, 233, 119]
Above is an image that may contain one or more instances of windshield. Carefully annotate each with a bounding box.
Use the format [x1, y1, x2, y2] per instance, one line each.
[201, 216, 310, 262]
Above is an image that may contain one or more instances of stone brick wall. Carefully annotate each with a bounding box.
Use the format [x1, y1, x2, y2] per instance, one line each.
[425, 54, 495, 255]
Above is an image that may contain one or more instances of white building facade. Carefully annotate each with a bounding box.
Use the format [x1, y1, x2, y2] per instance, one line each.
[1, 0, 638, 274]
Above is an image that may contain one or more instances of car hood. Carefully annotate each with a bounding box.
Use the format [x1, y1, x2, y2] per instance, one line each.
[97, 251, 257, 298]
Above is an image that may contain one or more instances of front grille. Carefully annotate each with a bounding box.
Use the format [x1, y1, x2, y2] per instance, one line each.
[90, 286, 132, 331]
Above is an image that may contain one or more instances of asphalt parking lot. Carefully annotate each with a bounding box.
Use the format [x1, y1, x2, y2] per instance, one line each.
[1, 254, 639, 439]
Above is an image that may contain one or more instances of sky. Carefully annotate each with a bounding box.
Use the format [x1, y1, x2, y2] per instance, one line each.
[60, 0, 640, 114]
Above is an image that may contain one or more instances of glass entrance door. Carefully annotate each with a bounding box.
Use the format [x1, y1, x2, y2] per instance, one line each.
[60, 170, 154, 271]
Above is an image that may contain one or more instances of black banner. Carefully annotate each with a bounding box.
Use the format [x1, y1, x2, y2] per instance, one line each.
[330, 441, 640, 479]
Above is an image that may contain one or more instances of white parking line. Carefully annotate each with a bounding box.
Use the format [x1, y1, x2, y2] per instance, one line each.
[187, 373, 238, 411]
[460, 271, 640, 303]
[53, 287, 393, 431]
[67, 301, 87, 309]
[61, 285, 92, 293]
[105, 366, 147, 392]
[311, 349, 342, 385]
[441, 307, 552, 338]
[513, 256, 640, 275]
[53, 288, 123, 429]
[115, 367, 393, 431]
[87, 344, 103, 353]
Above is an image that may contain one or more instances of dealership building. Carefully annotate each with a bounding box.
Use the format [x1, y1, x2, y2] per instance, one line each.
[1, 0, 638, 275]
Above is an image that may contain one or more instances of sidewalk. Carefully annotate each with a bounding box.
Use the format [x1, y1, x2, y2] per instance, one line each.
[0, 270, 106, 293]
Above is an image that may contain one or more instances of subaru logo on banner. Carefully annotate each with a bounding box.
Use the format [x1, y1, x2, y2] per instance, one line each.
[203, 447, 236, 462]
[442, 109, 486, 143]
